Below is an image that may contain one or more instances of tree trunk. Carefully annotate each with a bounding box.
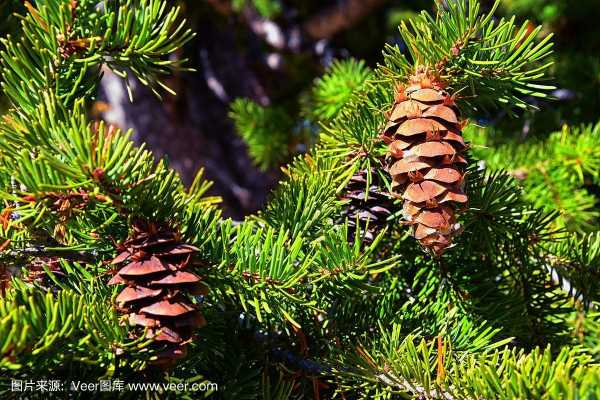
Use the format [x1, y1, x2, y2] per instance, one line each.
[98, 20, 278, 219]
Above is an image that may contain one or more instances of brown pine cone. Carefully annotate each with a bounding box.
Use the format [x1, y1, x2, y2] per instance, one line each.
[109, 222, 207, 368]
[340, 168, 394, 244]
[24, 257, 66, 291]
[382, 70, 468, 256]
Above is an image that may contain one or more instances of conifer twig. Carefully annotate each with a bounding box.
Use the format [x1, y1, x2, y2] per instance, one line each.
[0, 246, 100, 263]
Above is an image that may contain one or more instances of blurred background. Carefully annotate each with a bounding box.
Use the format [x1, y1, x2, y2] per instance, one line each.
[1, 0, 599, 220]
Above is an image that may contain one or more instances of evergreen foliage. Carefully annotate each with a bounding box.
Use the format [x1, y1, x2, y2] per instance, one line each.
[468, 123, 600, 233]
[231, 0, 282, 19]
[0, 0, 599, 399]
[306, 59, 372, 123]
[230, 99, 295, 171]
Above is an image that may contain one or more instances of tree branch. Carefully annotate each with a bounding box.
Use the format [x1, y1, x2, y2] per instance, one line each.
[302, 0, 388, 40]
[206, 0, 388, 50]
[0, 246, 100, 263]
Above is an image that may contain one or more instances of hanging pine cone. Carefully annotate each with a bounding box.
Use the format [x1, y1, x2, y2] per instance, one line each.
[109, 222, 207, 368]
[382, 70, 468, 256]
[340, 167, 394, 244]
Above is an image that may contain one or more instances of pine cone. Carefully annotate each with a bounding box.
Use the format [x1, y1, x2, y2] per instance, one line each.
[0, 257, 65, 294]
[0, 257, 66, 296]
[340, 168, 394, 244]
[382, 71, 467, 256]
[109, 222, 207, 368]
[24, 257, 65, 292]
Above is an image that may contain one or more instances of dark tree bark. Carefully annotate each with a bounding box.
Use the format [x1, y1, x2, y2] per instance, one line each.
[303, 0, 388, 40]
[99, 19, 279, 219]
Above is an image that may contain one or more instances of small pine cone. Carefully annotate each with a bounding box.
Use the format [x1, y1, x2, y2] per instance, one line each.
[382, 71, 467, 256]
[24, 257, 66, 292]
[0, 257, 65, 295]
[109, 222, 207, 368]
[340, 168, 394, 244]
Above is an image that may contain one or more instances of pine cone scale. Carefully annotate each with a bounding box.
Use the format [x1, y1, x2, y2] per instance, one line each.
[422, 105, 459, 123]
[148, 271, 202, 285]
[116, 286, 163, 305]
